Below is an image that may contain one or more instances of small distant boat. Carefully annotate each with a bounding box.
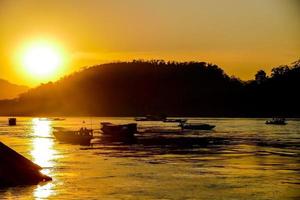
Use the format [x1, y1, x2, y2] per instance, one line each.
[163, 118, 187, 123]
[53, 128, 93, 145]
[101, 122, 137, 138]
[51, 118, 65, 121]
[266, 118, 287, 125]
[38, 118, 50, 121]
[39, 118, 65, 121]
[8, 118, 17, 126]
[135, 115, 167, 121]
[180, 122, 215, 130]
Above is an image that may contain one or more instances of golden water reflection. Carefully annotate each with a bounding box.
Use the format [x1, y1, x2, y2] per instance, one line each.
[34, 183, 55, 200]
[30, 118, 57, 199]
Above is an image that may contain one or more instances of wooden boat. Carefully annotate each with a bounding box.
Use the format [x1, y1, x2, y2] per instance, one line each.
[39, 118, 65, 121]
[163, 118, 187, 123]
[101, 122, 137, 138]
[0, 142, 51, 186]
[38, 118, 50, 121]
[51, 118, 65, 121]
[53, 128, 93, 145]
[266, 118, 287, 125]
[180, 122, 215, 130]
[135, 114, 166, 121]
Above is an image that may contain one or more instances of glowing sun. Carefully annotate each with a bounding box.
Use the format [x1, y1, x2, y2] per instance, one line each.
[22, 42, 62, 76]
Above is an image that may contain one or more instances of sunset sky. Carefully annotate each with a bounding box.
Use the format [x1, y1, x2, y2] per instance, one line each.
[0, 0, 299, 86]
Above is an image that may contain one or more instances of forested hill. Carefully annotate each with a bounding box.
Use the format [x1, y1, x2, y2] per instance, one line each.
[0, 60, 299, 117]
[0, 79, 29, 100]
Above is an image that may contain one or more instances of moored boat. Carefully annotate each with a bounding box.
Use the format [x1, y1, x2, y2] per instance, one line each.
[135, 114, 167, 121]
[0, 142, 52, 186]
[266, 118, 287, 125]
[39, 118, 65, 121]
[180, 122, 215, 130]
[163, 118, 187, 123]
[39, 118, 48, 120]
[8, 118, 17, 126]
[51, 118, 66, 121]
[101, 122, 137, 138]
[53, 128, 93, 145]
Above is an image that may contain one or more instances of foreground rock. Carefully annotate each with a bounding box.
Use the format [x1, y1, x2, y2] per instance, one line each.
[0, 142, 52, 187]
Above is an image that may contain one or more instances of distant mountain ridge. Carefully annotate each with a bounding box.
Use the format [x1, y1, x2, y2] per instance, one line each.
[0, 60, 299, 117]
[0, 79, 29, 100]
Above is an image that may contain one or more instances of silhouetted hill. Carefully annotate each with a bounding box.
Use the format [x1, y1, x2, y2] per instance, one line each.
[0, 60, 299, 117]
[0, 79, 29, 100]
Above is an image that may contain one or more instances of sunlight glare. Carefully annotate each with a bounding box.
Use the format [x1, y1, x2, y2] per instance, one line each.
[21, 41, 63, 77]
[34, 183, 55, 200]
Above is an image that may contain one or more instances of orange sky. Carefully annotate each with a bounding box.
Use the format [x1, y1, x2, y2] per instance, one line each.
[0, 0, 299, 86]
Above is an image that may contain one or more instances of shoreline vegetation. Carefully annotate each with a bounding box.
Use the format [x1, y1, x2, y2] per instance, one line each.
[0, 59, 299, 117]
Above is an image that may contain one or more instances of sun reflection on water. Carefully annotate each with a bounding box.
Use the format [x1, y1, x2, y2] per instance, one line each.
[34, 183, 55, 200]
[30, 118, 57, 199]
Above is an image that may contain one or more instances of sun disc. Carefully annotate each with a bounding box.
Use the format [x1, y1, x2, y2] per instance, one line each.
[22, 43, 62, 76]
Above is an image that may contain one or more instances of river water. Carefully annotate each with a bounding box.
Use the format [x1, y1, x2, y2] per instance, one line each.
[0, 117, 299, 200]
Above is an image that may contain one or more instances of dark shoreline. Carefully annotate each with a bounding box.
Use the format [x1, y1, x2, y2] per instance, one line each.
[1, 60, 300, 118]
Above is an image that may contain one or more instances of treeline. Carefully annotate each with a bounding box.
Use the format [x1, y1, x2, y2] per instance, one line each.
[0, 60, 299, 117]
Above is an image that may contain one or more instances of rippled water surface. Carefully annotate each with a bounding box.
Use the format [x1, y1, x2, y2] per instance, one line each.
[0, 117, 299, 199]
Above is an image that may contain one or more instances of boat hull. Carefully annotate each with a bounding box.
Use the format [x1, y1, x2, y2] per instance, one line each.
[265, 121, 287, 125]
[53, 131, 93, 145]
[181, 124, 215, 130]
[0, 142, 52, 186]
[134, 115, 166, 122]
[163, 119, 187, 123]
[101, 123, 137, 138]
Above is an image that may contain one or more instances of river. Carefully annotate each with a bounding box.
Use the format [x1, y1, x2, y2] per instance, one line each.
[0, 117, 299, 199]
